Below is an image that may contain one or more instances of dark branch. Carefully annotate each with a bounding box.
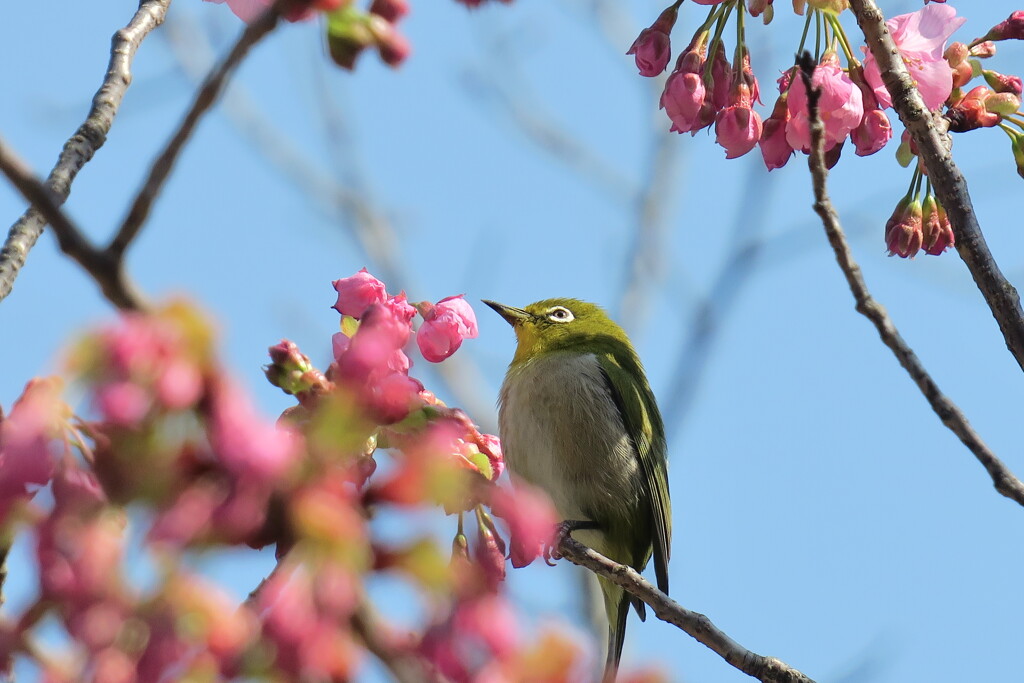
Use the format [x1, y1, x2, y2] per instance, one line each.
[557, 536, 816, 683]
[0, 0, 171, 304]
[848, 0, 1024, 374]
[0, 137, 145, 310]
[108, 7, 281, 258]
[798, 54, 1024, 508]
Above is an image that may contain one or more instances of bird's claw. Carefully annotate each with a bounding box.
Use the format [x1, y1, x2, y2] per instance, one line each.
[543, 520, 579, 565]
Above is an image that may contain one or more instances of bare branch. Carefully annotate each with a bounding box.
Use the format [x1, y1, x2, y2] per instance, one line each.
[849, 0, 1024, 374]
[0, 0, 172, 304]
[351, 602, 432, 683]
[557, 536, 816, 683]
[0, 137, 145, 310]
[108, 7, 281, 258]
[797, 54, 1024, 508]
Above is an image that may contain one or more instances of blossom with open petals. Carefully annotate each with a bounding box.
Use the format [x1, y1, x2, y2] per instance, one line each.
[862, 4, 966, 110]
[786, 53, 863, 152]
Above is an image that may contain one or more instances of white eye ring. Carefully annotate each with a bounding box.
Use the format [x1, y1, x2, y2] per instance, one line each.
[546, 306, 574, 323]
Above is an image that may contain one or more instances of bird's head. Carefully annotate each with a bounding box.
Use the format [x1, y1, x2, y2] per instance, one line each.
[482, 298, 632, 365]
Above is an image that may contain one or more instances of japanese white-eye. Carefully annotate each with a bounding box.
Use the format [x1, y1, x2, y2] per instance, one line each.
[484, 298, 671, 682]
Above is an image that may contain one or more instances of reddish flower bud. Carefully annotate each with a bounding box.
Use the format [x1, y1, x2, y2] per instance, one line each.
[626, 6, 678, 77]
[369, 0, 409, 22]
[747, 0, 773, 18]
[943, 41, 969, 67]
[852, 108, 892, 157]
[981, 11, 1024, 42]
[332, 268, 387, 318]
[950, 60, 973, 89]
[885, 197, 924, 259]
[709, 42, 732, 110]
[416, 295, 479, 362]
[921, 196, 955, 256]
[715, 84, 763, 159]
[758, 93, 794, 170]
[983, 70, 1024, 95]
[985, 91, 1021, 117]
[970, 41, 997, 58]
[474, 514, 506, 590]
[946, 86, 1000, 132]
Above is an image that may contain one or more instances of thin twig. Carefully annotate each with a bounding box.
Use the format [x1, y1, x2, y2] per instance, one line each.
[557, 536, 816, 683]
[0, 0, 171, 304]
[108, 6, 281, 258]
[0, 137, 145, 310]
[849, 0, 1024, 374]
[797, 53, 1024, 507]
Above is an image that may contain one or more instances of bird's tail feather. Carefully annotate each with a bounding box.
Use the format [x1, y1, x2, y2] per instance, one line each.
[600, 578, 630, 683]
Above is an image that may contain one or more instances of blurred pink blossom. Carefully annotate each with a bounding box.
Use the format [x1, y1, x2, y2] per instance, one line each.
[715, 84, 763, 158]
[208, 380, 301, 485]
[490, 484, 557, 568]
[862, 4, 966, 110]
[0, 378, 65, 521]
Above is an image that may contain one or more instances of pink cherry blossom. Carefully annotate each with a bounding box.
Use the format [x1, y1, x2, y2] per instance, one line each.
[416, 295, 479, 362]
[786, 55, 864, 153]
[852, 108, 893, 156]
[0, 378, 65, 520]
[662, 70, 707, 134]
[331, 268, 387, 318]
[862, 4, 966, 110]
[208, 379, 301, 485]
[490, 483, 557, 568]
[715, 84, 763, 159]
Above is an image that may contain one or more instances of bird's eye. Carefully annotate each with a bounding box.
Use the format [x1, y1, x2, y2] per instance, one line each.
[546, 306, 574, 323]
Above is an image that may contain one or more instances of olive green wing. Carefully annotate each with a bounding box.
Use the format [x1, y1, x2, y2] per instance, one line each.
[597, 353, 672, 595]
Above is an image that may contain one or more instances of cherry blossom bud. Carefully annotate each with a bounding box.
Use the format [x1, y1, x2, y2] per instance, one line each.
[626, 5, 678, 77]
[332, 268, 387, 318]
[852, 108, 892, 157]
[369, 15, 411, 67]
[369, 0, 409, 22]
[474, 514, 506, 590]
[970, 41, 997, 58]
[983, 70, 1024, 95]
[759, 94, 794, 170]
[709, 42, 731, 110]
[1008, 129, 1024, 179]
[747, 0, 773, 19]
[985, 91, 1021, 117]
[947, 86, 1001, 132]
[885, 197, 924, 259]
[981, 11, 1024, 42]
[715, 84, 763, 159]
[416, 295, 479, 362]
[662, 69, 706, 134]
[943, 42, 969, 67]
[921, 196, 955, 256]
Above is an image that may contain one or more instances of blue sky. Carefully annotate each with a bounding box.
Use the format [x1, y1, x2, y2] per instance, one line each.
[3, 1, 1024, 681]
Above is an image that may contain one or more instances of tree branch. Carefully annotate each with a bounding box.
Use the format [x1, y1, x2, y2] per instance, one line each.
[108, 6, 281, 258]
[848, 0, 1024, 374]
[0, 0, 172, 304]
[556, 536, 815, 683]
[797, 54, 1024, 507]
[0, 137, 145, 310]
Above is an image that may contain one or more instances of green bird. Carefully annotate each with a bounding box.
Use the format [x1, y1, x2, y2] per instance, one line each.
[483, 298, 671, 682]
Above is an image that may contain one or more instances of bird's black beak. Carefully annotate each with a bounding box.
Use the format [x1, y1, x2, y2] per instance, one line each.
[482, 300, 532, 327]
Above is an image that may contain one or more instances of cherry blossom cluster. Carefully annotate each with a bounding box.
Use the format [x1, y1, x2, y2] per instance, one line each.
[0, 273, 622, 681]
[205, 0, 511, 70]
[629, 2, 1024, 258]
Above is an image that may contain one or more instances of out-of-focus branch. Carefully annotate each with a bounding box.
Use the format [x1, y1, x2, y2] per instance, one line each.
[799, 53, 1024, 508]
[109, 7, 281, 258]
[849, 0, 1024, 374]
[557, 536, 816, 683]
[0, 0, 172, 304]
[352, 602, 431, 683]
[0, 137, 145, 310]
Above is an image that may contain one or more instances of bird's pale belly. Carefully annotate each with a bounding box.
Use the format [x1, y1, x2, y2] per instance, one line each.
[498, 352, 644, 546]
